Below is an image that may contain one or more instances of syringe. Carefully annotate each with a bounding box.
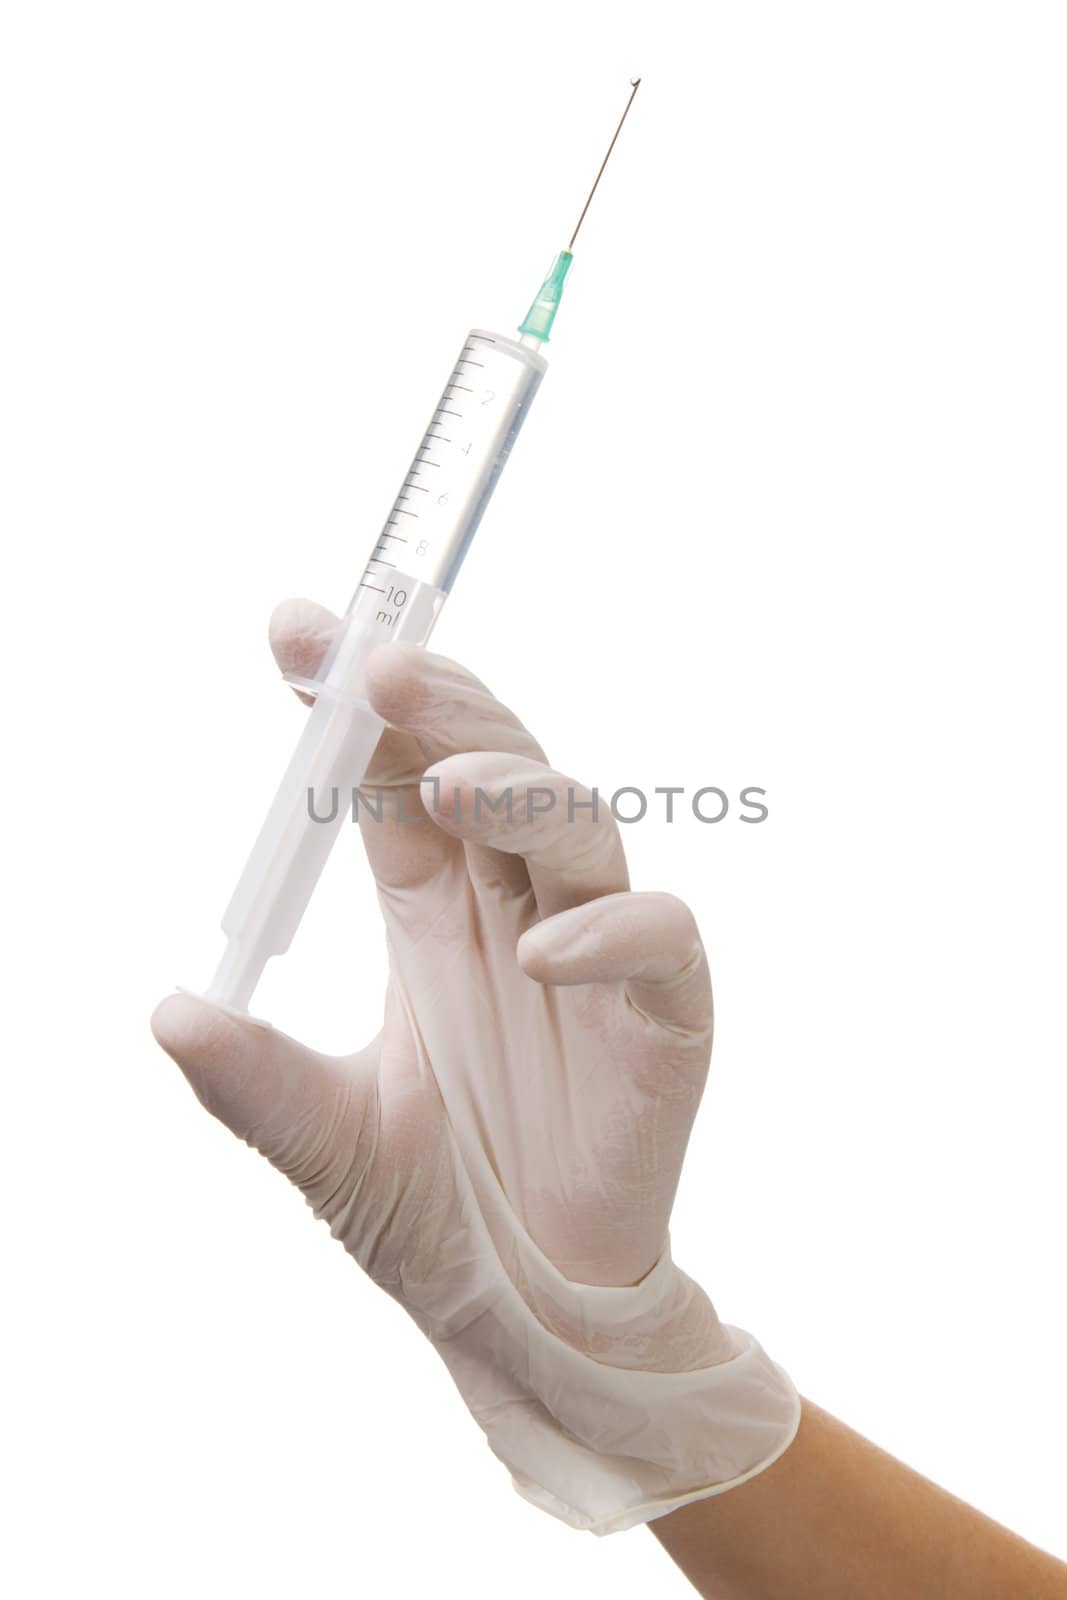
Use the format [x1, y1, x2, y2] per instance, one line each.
[204, 79, 641, 1013]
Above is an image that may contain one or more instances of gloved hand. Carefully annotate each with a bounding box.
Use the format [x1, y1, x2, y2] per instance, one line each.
[152, 598, 799, 1536]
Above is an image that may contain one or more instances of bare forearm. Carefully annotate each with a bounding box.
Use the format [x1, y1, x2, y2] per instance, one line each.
[649, 1398, 1067, 1599]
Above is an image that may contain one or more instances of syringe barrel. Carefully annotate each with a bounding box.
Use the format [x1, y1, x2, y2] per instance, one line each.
[206, 330, 547, 1012]
[343, 328, 547, 603]
[217, 576, 446, 966]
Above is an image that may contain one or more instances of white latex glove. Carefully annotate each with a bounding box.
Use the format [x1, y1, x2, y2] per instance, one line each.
[152, 599, 799, 1536]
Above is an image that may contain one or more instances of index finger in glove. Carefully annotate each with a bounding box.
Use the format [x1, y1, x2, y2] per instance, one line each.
[269, 612, 547, 772]
[268, 606, 538, 895]
[364, 641, 547, 769]
[362, 642, 549, 897]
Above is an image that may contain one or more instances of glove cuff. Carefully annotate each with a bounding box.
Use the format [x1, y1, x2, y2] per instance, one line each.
[418, 1231, 800, 1535]
[507, 1321, 800, 1534]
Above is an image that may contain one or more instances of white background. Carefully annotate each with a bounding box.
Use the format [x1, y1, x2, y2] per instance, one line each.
[2, 1, 1065, 1592]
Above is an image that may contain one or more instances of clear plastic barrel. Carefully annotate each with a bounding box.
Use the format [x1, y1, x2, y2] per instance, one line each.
[206, 330, 546, 1011]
